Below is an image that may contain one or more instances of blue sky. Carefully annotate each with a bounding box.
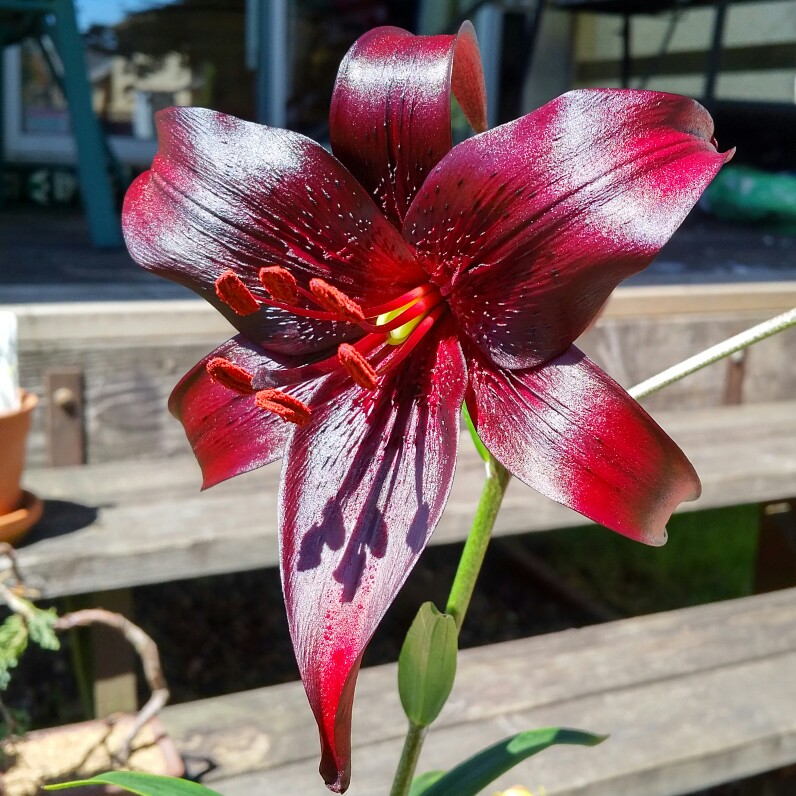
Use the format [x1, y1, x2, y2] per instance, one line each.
[76, 0, 170, 31]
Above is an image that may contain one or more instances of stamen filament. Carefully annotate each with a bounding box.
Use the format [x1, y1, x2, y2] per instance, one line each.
[253, 296, 341, 322]
[363, 285, 436, 318]
[255, 335, 384, 390]
[370, 292, 445, 336]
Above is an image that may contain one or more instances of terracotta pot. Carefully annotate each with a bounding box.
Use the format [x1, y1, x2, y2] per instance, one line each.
[0, 390, 37, 517]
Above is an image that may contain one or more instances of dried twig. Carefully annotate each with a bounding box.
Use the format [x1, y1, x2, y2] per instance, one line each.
[53, 609, 170, 763]
[0, 543, 24, 586]
[0, 548, 170, 765]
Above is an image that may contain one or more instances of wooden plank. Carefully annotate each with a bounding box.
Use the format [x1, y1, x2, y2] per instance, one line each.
[15, 402, 796, 598]
[601, 283, 796, 318]
[15, 301, 796, 470]
[160, 588, 796, 795]
[90, 588, 138, 717]
[11, 300, 234, 344]
[11, 285, 796, 343]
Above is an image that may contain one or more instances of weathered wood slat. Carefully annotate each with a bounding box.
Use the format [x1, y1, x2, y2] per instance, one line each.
[15, 402, 796, 598]
[160, 588, 796, 795]
[13, 295, 796, 468]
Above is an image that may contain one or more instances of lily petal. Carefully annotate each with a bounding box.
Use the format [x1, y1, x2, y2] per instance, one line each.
[123, 107, 423, 355]
[169, 336, 316, 488]
[280, 323, 466, 792]
[330, 22, 486, 227]
[466, 343, 700, 545]
[405, 89, 732, 369]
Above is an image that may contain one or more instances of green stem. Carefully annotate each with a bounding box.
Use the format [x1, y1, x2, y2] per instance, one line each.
[389, 721, 428, 796]
[446, 457, 511, 629]
[390, 454, 510, 796]
[629, 307, 796, 400]
[389, 305, 796, 795]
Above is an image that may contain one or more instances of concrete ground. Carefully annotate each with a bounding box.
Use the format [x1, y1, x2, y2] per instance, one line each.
[1, 206, 795, 304]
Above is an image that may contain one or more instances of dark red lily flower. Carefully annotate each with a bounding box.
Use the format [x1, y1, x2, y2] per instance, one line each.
[122, 22, 731, 793]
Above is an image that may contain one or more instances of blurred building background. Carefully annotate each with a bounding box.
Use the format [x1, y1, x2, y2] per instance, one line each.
[0, 0, 794, 237]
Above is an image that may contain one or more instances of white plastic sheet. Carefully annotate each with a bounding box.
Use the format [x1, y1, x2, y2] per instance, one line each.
[0, 311, 20, 412]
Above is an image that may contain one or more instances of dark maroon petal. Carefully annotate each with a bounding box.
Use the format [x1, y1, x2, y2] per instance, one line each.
[405, 89, 732, 369]
[330, 22, 486, 228]
[123, 107, 424, 356]
[466, 343, 700, 545]
[169, 336, 316, 488]
[280, 322, 466, 791]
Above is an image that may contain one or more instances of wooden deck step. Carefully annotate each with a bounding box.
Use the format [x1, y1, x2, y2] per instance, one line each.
[161, 587, 796, 796]
[15, 401, 796, 599]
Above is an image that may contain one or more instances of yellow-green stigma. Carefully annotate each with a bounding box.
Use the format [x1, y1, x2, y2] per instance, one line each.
[377, 303, 425, 345]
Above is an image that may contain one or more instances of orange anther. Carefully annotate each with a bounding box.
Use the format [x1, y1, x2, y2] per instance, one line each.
[255, 389, 312, 426]
[259, 266, 298, 304]
[309, 279, 365, 323]
[206, 357, 255, 394]
[214, 270, 259, 315]
[338, 343, 378, 390]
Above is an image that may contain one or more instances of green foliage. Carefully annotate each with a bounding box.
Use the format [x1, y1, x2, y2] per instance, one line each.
[45, 771, 224, 795]
[541, 505, 759, 615]
[0, 614, 28, 689]
[413, 728, 606, 796]
[398, 603, 458, 727]
[0, 601, 59, 690]
[27, 606, 60, 651]
[409, 771, 445, 795]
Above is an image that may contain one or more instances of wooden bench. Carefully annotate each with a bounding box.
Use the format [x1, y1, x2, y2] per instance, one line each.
[160, 587, 796, 795]
[12, 398, 796, 752]
[8, 292, 796, 793]
[15, 400, 796, 599]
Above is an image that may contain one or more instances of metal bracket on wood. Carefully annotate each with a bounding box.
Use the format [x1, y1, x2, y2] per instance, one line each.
[46, 367, 86, 466]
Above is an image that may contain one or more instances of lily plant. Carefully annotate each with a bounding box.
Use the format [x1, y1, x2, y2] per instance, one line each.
[119, 21, 732, 795]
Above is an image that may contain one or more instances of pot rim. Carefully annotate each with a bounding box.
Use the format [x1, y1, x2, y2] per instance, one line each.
[0, 390, 38, 420]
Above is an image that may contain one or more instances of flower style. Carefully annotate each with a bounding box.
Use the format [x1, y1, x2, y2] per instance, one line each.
[122, 22, 730, 793]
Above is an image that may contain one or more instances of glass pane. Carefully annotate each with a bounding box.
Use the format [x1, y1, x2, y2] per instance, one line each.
[80, 0, 254, 138]
[18, 0, 254, 140]
[20, 38, 70, 134]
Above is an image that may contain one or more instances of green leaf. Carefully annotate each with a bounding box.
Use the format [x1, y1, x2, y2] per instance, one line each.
[462, 404, 490, 462]
[0, 614, 29, 690]
[398, 602, 458, 727]
[409, 770, 446, 796]
[45, 772, 224, 796]
[28, 606, 60, 651]
[421, 728, 607, 796]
